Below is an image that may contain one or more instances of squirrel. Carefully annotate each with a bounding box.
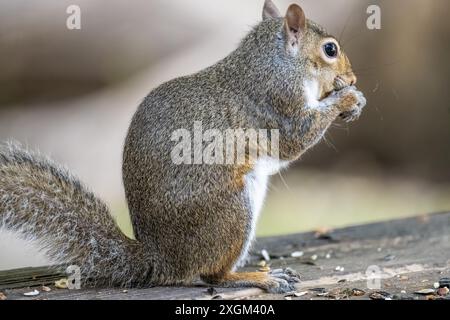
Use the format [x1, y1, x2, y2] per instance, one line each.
[0, 1, 366, 293]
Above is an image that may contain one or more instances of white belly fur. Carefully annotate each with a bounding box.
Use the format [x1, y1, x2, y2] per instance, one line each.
[234, 157, 289, 268]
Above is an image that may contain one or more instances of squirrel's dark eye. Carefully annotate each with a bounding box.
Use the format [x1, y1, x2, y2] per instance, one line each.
[323, 42, 338, 58]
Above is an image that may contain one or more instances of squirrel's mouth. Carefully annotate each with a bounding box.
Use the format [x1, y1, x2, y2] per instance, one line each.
[334, 73, 357, 91]
[333, 76, 349, 91]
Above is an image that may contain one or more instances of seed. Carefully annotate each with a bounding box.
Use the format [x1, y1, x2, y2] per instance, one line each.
[309, 288, 327, 294]
[206, 287, 217, 296]
[369, 291, 393, 300]
[437, 287, 449, 296]
[0, 292, 6, 300]
[261, 249, 270, 261]
[258, 266, 271, 272]
[439, 277, 450, 289]
[23, 289, 40, 297]
[414, 289, 435, 295]
[41, 286, 51, 292]
[383, 254, 396, 261]
[351, 288, 366, 296]
[55, 278, 69, 289]
[257, 260, 266, 267]
[291, 251, 304, 258]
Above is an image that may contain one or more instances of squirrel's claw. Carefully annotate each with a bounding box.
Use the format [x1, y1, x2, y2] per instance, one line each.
[266, 267, 301, 293]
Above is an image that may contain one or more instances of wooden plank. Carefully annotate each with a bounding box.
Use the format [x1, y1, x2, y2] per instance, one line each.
[0, 266, 65, 290]
[1, 212, 449, 300]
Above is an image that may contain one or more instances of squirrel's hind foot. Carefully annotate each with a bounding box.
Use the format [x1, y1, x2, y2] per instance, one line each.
[201, 268, 301, 294]
[266, 267, 301, 293]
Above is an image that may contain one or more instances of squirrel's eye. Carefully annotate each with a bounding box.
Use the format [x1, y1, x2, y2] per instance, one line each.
[323, 42, 338, 58]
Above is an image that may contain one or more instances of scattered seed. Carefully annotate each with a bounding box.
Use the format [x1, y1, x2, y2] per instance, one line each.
[206, 287, 217, 296]
[401, 290, 406, 294]
[311, 254, 318, 261]
[55, 278, 69, 289]
[377, 247, 382, 252]
[437, 287, 449, 296]
[316, 292, 329, 297]
[325, 253, 331, 259]
[414, 289, 435, 295]
[294, 291, 308, 297]
[300, 258, 316, 266]
[351, 288, 366, 296]
[291, 251, 304, 258]
[0, 292, 6, 300]
[41, 286, 51, 292]
[261, 249, 270, 261]
[23, 289, 40, 297]
[257, 260, 266, 267]
[335, 266, 345, 272]
[340, 288, 365, 298]
[122, 290, 128, 293]
[285, 296, 292, 300]
[393, 293, 414, 300]
[258, 266, 271, 272]
[309, 288, 327, 294]
[399, 275, 409, 281]
[439, 277, 450, 289]
[369, 291, 393, 300]
[383, 254, 396, 261]
[433, 282, 440, 289]
[284, 292, 296, 297]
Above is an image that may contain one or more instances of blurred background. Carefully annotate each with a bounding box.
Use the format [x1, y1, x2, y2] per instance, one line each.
[0, 0, 449, 269]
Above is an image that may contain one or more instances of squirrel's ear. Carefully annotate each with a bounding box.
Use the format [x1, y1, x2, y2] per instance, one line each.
[262, 0, 281, 20]
[284, 4, 306, 54]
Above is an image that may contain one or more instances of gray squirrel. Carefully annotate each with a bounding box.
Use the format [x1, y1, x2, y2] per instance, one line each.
[0, 0, 366, 293]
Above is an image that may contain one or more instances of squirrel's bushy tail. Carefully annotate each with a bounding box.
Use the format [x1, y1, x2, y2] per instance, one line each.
[0, 142, 152, 287]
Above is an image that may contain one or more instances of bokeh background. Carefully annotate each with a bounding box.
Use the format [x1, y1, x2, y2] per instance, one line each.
[0, 0, 449, 269]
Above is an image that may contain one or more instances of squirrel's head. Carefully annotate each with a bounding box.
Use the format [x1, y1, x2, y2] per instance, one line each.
[263, 0, 357, 99]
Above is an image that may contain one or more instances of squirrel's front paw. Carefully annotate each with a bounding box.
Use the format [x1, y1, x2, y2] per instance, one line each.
[337, 86, 367, 122]
[266, 267, 301, 293]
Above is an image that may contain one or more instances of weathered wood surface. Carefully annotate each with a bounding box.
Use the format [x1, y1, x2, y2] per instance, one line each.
[1, 212, 450, 300]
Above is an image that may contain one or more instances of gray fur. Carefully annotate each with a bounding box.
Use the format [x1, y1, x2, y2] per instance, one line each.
[0, 142, 152, 287]
[0, 8, 365, 291]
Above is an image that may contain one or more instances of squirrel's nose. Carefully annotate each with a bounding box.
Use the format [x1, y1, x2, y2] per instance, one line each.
[349, 73, 357, 85]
